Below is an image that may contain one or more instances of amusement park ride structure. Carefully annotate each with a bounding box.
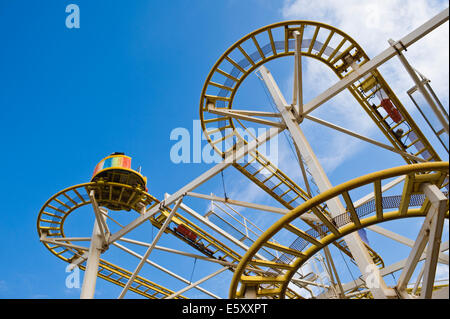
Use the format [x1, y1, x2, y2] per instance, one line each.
[37, 8, 449, 299]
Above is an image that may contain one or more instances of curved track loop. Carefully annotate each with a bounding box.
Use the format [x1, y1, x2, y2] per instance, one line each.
[37, 182, 188, 299]
[200, 20, 440, 164]
[37, 181, 303, 298]
[199, 20, 442, 269]
[229, 162, 449, 299]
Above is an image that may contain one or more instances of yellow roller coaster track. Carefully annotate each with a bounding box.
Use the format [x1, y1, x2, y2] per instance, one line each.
[37, 182, 187, 299]
[37, 181, 304, 298]
[199, 20, 442, 269]
[229, 162, 449, 299]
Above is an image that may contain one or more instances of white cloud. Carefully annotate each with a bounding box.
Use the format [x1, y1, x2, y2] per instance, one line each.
[277, 63, 379, 175]
[211, 0, 449, 227]
[279, 0, 449, 173]
[281, 0, 449, 103]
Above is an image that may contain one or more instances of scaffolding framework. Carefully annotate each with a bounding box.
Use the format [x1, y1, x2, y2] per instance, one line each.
[37, 7, 449, 299]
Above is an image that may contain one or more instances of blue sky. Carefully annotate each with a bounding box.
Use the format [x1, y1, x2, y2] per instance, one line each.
[0, 0, 448, 298]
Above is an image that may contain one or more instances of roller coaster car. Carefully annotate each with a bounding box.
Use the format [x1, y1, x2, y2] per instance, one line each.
[175, 224, 197, 242]
[90, 152, 149, 211]
[380, 98, 402, 123]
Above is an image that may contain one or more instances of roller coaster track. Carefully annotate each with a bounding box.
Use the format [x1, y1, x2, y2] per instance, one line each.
[228, 162, 449, 299]
[199, 20, 443, 269]
[37, 18, 447, 299]
[37, 181, 304, 298]
[38, 182, 188, 299]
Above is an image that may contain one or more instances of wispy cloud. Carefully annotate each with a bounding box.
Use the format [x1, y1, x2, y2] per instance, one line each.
[279, 0, 449, 173]
[281, 0, 449, 103]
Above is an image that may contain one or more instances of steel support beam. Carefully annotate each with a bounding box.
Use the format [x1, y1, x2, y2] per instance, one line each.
[301, 7, 449, 116]
[293, 29, 304, 117]
[389, 39, 449, 134]
[207, 107, 285, 128]
[186, 191, 320, 222]
[420, 184, 448, 298]
[113, 242, 220, 299]
[304, 114, 426, 162]
[167, 194, 267, 261]
[187, 191, 290, 215]
[323, 246, 345, 298]
[339, 241, 449, 293]
[340, 240, 449, 293]
[88, 190, 110, 244]
[258, 64, 395, 299]
[393, 183, 447, 298]
[118, 198, 183, 299]
[353, 176, 406, 208]
[119, 237, 235, 268]
[243, 285, 258, 299]
[80, 209, 108, 299]
[165, 267, 229, 299]
[368, 224, 448, 264]
[40, 234, 89, 252]
[107, 126, 283, 245]
[396, 202, 437, 293]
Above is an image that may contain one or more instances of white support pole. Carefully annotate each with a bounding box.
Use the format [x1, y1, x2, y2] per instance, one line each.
[207, 108, 285, 128]
[389, 39, 449, 134]
[118, 237, 260, 272]
[301, 7, 449, 116]
[420, 183, 447, 298]
[353, 176, 406, 208]
[243, 285, 258, 299]
[304, 115, 426, 162]
[40, 236, 89, 252]
[394, 203, 434, 293]
[107, 126, 282, 245]
[113, 242, 221, 299]
[293, 29, 303, 117]
[118, 197, 183, 299]
[339, 241, 449, 293]
[395, 183, 447, 297]
[290, 137, 313, 196]
[291, 278, 330, 289]
[210, 109, 282, 117]
[189, 191, 290, 214]
[412, 262, 426, 295]
[165, 267, 229, 299]
[367, 224, 448, 264]
[89, 190, 110, 244]
[323, 246, 345, 298]
[186, 192, 319, 222]
[52, 237, 91, 242]
[258, 64, 395, 299]
[167, 194, 268, 261]
[80, 209, 108, 299]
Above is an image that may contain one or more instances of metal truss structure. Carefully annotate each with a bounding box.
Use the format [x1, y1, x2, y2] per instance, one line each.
[37, 7, 449, 299]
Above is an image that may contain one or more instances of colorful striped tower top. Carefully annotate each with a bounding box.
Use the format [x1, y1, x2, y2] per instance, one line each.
[92, 154, 132, 177]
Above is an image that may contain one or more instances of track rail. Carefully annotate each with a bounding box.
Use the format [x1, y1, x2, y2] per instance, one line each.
[228, 162, 449, 299]
[199, 20, 440, 268]
[200, 20, 440, 164]
[37, 181, 303, 298]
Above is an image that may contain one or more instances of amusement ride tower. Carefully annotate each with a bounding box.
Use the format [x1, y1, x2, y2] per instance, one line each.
[37, 8, 449, 299]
